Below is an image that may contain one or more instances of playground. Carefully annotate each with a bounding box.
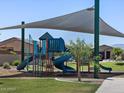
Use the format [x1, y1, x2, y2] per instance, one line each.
[1, 1, 124, 79]
[0, 31, 119, 93]
[0, 33, 123, 80]
[17, 32, 80, 76]
[0, 32, 120, 79]
[0, 0, 124, 93]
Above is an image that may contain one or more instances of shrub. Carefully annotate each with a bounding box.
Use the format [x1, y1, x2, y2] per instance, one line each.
[115, 62, 124, 66]
[121, 53, 124, 60]
[9, 62, 13, 66]
[116, 56, 122, 61]
[3, 63, 11, 69]
[0, 64, 3, 67]
[11, 60, 20, 66]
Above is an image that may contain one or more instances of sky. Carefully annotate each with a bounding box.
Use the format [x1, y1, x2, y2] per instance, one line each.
[0, 0, 124, 46]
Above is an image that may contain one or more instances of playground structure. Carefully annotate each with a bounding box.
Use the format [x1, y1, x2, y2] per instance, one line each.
[17, 32, 75, 76]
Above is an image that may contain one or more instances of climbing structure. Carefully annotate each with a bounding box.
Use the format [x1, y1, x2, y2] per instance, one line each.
[17, 32, 75, 77]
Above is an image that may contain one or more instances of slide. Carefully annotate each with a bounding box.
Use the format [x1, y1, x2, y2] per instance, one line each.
[53, 55, 75, 73]
[17, 56, 33, 70]
[99, 64, 112, 73]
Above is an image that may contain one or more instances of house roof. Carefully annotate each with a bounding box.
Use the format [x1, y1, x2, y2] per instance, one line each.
[0, 37, 20, 46]
[0, 37, 33, 46]
[39, 32, 53, 40]
[99, 45, 113, 51]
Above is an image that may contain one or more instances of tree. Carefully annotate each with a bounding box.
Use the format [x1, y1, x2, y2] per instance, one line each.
[112, 48, 123, 61]
[81, 44, 93, 72]
[67, 38, 92, 81]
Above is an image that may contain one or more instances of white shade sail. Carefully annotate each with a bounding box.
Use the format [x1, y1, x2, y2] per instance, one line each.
[0, 8, 124, 37]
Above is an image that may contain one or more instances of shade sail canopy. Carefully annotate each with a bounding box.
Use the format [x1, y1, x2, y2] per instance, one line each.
[0, 7, 124, 37]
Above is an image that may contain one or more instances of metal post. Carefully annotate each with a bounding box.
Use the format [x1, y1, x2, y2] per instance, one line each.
[46, 38, 48, 72]
[32, 41, 35, 76]
[94, 0, 100, 78]
[21, 21, 25, 63]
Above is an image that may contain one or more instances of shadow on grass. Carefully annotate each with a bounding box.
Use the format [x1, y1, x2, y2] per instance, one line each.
[0, 82, 3, 85]
[115, 62, 124, 66]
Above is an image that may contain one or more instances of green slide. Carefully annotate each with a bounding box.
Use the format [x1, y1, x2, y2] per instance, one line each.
[99, 64, 112, 73]
[17, 56, 33, 70]
[53, 54, 75, 73]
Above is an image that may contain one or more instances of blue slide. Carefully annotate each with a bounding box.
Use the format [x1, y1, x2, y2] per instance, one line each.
[53, 55, 75, 73]
[17, 56, 33, 70]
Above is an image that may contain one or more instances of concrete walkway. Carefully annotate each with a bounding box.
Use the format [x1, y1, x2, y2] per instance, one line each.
[96, 78, 124, 93]
[55, 78, 103, 84]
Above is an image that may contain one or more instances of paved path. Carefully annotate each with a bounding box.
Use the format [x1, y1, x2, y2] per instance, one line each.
[55, 78, 103, 84]
[96, 78, 124, 93]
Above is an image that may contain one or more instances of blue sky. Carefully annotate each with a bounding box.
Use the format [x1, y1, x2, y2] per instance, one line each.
[0, 0, 124, 45]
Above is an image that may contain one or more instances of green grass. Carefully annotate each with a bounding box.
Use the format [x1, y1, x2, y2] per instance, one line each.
[67, 63, 76, 69]
[0, 79, 100, 93]
[26, 63, 90, 71]
[27, 61, 124, 71]
[68, 61, 124, 71]
[67, 62, 93, 71]
[100, 62, 124, 71]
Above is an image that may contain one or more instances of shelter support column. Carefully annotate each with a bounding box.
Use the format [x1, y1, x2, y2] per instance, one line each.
[21, 21, 25, 63]
[94, 0, 100, 78]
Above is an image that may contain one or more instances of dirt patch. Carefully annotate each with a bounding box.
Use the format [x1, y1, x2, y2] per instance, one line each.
[0, 67, 22, 76]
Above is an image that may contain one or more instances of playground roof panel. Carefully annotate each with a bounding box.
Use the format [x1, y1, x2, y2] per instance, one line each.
[39, 32, 53, 40]
[0, 7, 124, 37]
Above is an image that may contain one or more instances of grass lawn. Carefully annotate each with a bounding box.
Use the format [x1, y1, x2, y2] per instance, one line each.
[100, 62, 124, 71]
[0, 79, 100, 93]
[27, 61, 124, 71]
[67, 62, 93, 71]
[68, 61, 124, 71]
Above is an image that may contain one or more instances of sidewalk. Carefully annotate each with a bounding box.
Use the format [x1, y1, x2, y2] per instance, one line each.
[96, 78, 124, 93]
[55, 77, 103, 84]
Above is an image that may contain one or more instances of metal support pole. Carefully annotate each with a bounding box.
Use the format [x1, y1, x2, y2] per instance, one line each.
[32, 41, 35, 76]
[94, 0, 100, 78]
[21, 21, 25, 63]
[46, 38, 48, 72]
